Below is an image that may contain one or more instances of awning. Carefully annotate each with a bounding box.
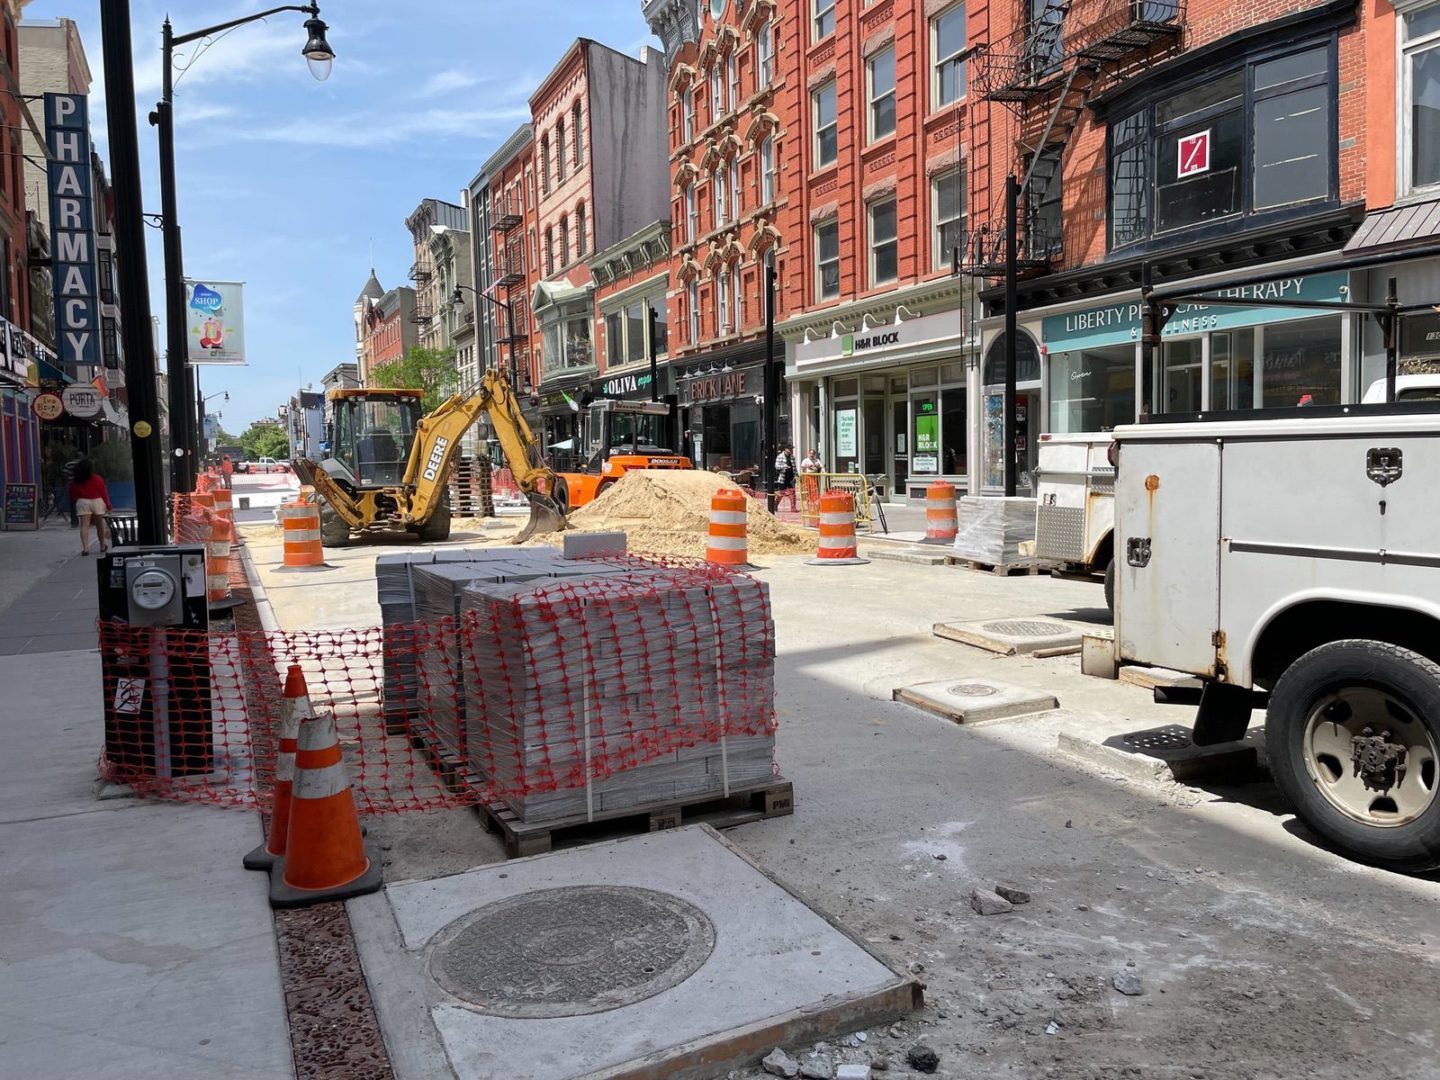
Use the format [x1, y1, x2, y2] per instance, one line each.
[1343, 197, 1440, 258]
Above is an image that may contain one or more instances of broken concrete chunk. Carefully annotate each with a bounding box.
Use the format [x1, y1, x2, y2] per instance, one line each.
[1112, 970, 1145, 996]
[970, 887, 1015, 916]
[799, 1059, 835, 1080]
[763, 1047, 800, 1078]
[906, 1043, 942, 1073]
[835, 1064, 872, 1080]
[994, 884, 1032, 905]
[869, 1054, 890, 1072]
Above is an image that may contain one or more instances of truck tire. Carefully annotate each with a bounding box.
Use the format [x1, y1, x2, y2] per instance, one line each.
[416, 501, 452, 543]
[1103, 557, 1116, 614]
[553, 477, 570, 516]
[319, 504, 351, 548]
[1266, 640, 1440, 872]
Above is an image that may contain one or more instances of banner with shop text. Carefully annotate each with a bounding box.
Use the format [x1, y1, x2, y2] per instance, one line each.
[184, 279, 247, 365]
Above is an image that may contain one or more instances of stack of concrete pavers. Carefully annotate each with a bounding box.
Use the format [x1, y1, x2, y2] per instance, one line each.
[460, 568, 776, 823]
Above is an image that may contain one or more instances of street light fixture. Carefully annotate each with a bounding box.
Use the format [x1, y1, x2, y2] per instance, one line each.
[152, 3, 335, 496]
[451, 283, 524, 396]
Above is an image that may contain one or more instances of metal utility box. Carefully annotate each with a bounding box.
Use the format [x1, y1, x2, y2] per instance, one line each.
[97, 545, 213, 779]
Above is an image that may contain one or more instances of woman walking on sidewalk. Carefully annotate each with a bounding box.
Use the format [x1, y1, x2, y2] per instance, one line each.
[67, 459, 112, 556]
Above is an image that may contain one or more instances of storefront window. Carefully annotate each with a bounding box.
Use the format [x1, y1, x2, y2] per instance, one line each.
[1261, 315, 1342, 407]
[834, 400, 858, 473]
[1048, 345, 1136, 433]
[626, 302, 646, 364]
[1211, 329, 1255, 410]
[912, 395, 939, 474]
[1161, 338, 1203, 413]
[942, 391, 966, 476]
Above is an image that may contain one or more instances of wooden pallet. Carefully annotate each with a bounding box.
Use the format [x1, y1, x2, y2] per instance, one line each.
[474, 776, 795, 858]
[944, 556, 1044, 577]
[408, 730, 471, 796]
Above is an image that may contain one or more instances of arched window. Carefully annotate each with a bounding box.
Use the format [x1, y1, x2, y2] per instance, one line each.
[559, 215, 569, 266]
[982, 331, 1042, 386]
[556, 118, 567, 183]
[573, 102, 584, 166]
[539, 136, 550, 195]
[575, 203, 587, 258]
[545, 227, 555, 275]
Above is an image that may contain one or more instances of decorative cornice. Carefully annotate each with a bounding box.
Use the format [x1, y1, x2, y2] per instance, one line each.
[777, 275, 975, 342]
[644, 0, 702, 66]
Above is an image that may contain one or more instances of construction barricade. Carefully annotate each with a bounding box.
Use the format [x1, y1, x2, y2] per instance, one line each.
[925, 481, 958, 540]
[794, 473, 875, 530]
[279, 500, 324, 568]
[706, 489, 749, 566]
[808, 491, 869, 565]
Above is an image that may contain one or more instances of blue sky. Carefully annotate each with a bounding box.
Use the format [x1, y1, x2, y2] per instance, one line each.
[24, 0, 656, 431]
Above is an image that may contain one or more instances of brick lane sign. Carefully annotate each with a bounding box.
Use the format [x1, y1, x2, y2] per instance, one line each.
[45, 94, 100, 369]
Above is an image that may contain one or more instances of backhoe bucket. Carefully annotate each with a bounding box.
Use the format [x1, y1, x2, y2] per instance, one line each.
[515, 493, 566, 543]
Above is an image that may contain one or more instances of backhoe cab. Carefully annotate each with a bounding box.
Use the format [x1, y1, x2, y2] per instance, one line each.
[553, 398, 692, 512]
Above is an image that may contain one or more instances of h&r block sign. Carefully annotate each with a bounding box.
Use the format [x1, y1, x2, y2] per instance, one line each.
[45, 94, 100, 369]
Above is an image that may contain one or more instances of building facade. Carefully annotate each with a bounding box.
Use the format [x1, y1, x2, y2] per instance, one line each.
[358, 282, 418, 383]
[475, 125, 537, 406]
[404, 198, 468, 356]
[528, 38, 670, 449]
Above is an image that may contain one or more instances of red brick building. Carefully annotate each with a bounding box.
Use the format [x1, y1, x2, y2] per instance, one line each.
[477, 125, 536, 403]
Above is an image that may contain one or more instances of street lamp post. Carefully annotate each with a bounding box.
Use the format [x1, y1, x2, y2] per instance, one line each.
[152, 4, 334, 495]
[452, 285, 521, 392]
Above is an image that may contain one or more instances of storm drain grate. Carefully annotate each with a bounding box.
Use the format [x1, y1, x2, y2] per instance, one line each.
[1122, 725, 1195, 752]
[429, 885, 716, 1018]
[981, 620, 1068, 638]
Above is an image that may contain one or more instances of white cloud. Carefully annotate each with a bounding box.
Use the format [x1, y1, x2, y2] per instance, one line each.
[419, 69, 480, 95]
[231, 104, 532, 148]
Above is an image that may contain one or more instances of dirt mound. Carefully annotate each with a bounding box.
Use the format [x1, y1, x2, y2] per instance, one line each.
[567, 470, 813, 559]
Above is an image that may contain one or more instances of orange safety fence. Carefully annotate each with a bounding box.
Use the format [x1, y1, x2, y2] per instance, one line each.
[97, 554, 778, 816]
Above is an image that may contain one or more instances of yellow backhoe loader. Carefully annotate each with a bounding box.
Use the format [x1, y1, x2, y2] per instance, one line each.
[291, 369, 566, 546]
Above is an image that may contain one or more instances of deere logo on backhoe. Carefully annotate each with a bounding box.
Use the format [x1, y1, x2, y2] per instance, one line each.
[422, 436, 449, 482]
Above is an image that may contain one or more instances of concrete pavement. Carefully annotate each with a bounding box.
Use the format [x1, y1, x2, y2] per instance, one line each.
[0, 545, 293, 1078]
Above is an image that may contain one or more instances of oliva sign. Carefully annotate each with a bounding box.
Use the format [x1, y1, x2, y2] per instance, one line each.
[45, 94, 100, 369]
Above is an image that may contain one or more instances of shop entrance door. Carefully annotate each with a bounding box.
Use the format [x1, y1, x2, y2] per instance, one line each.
[981, 332, 1042, 495]
[863, 397, 885, 485]
[891, 398, 908, 498]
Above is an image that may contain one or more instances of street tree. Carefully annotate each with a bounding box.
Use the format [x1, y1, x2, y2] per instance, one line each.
[239, 423, 290, 460]
[369, 346, 459, 414]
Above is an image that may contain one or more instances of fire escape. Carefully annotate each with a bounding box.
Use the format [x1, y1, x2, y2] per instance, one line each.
[966, 0, 1185, 278]
[409, 257, 433, 324]
[489, 197, 528, 352]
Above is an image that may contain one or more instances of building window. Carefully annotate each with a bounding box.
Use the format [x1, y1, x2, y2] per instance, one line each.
[814, 0, 835, 40]
[933, 3, 968, 108]
[717, 270, 732, 334]
[576, 204, 586, 257]
[556, 118, 567, 183]
[652, 299, 669, 356]
[727, 53, 739, 111]
[870, 198, 898, 285]
[715, 167, 728, 227]
[545, 228, 554, 275]
[729, 158, 740, 220]
[1108, 41, 1335, 249]
[686, 186, 698, 241]
[688, 279, 700, 342]
[760, 135, 776, 203]
[869, 46, 897, 142]
[1404, 7, 1440, 193]
[733, 267, 744, 330]
[757, 20, 774, 88]
[560, 216, 569, 266]
[540, 300, 593, 376]
[710, 64, 723, 122]
[814, 81, 838, 167]
[540, 137, 550, 195]
[932, 168, 966, 268]
[683, 88, 696, 142]
[573, 102, 584, 166]
[815, 219, 840, 300]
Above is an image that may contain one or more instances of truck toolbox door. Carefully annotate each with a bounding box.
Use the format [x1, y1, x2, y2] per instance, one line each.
[1115, 439, 1222, 677]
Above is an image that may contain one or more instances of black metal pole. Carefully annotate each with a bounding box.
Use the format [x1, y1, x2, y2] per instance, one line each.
[100, 0, 166, 544]
[648, 305, 659, 403]
[1385, 276, 1399, 405]
[763, 263, 778, 513]
[154, 20, 194, 492]
[1141, 262, 1157, 422]
[1003, 174, 1018, 498]
[194, 370, 205, 465]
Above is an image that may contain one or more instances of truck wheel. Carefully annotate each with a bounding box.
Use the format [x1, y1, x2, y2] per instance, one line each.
[319, 505, 351, 548]
[552, 477, 570, 516]
[1266, 640, 1440, 872]
[1103, 557, 1116, 614]
[416, 502, 452, 543]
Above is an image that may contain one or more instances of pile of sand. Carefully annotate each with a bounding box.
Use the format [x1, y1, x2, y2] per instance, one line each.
[566, 470, 814, 559]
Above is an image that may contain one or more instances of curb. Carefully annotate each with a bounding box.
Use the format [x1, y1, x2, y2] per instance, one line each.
[238, 542, 282, 634]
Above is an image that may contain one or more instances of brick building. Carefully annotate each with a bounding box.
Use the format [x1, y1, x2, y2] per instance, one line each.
[526, 38, 670, 450]
[355, 275, 418, 384]
[959, 0, 1392, 496]
[474, 124, 536, 405]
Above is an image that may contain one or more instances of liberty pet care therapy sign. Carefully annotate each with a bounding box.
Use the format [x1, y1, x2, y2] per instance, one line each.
[45, 94, 100, 369]
[185, 280, 247, 365]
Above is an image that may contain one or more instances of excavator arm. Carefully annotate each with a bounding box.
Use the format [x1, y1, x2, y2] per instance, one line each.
[401, 368, 565, 542]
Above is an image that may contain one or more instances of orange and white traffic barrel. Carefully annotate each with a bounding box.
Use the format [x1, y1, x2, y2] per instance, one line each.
[808, 490, 869, 566]
[925, 481, 958, 541]
[268, 669, 382, 908]
[706, 489, 749, 567]
[211, 485, 233, 526]
[206, 514, 233, 603]
[279, 501, 324, 568]
[244, 665, 307, 871]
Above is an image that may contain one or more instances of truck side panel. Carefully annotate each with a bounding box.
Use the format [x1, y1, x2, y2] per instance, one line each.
[1219, 431, 1440, 684]
[1116, 440, 1221, 675]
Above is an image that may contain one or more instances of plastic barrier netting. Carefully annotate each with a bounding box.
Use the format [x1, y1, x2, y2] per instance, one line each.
[97, 555, 778, 816]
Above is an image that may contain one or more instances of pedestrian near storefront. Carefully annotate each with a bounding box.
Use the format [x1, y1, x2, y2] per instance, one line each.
[67, 459, 112, 556]
[774, 442, 798, 512]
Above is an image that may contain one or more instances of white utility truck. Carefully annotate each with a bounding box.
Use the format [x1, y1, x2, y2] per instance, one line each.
[1114, 402, 1440, 871]
[1034, 433, 1117, 609]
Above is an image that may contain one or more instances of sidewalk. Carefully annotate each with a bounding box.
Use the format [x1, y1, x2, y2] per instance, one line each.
[0, 550, 293, 1077]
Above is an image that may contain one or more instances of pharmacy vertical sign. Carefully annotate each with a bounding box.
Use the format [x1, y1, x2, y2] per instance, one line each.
[45, 94, 100, 369]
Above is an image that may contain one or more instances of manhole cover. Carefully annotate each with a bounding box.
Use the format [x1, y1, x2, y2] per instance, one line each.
[428, 885, 716, 1018]
[948, 683, 999, 697]
[981, 620, 1066, 637]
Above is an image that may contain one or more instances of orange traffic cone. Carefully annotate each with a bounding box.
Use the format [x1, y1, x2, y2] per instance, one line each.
[268, 672, 382, 909]
[243, 665, 307, 871]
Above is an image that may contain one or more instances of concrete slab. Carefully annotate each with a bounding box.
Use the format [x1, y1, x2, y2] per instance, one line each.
[1058, 724, 1260, 784]
[0, 649, 292, 1079]
[351, 825, 918, 1080]
[892, 678, 1059, 725]
[932, 616, 1083, 656]
[864, 547, 948, 566]
[1118, 665, 1204, 691]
